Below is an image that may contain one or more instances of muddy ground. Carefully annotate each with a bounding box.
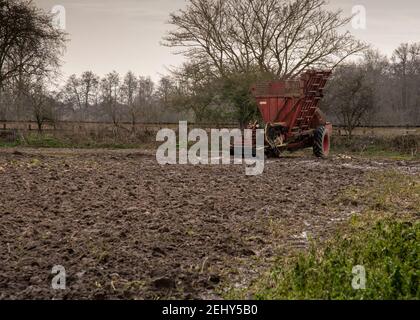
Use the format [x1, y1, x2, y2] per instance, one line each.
[0, 148, 418, 299]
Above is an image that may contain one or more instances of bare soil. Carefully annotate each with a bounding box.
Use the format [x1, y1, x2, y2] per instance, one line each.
[0, 148, 418, 299]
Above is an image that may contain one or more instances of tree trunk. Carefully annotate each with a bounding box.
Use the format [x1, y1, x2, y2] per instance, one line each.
[36, 116, 43, 133]
[131, 108, 136, 133]
[346, 123, 354, 139]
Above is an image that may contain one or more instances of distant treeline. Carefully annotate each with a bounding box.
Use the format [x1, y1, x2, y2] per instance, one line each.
[322, 44, 420, 135]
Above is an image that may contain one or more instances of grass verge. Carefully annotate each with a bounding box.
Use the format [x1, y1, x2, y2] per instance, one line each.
[227, 171, 420, 300]
[332, 135, 419, 160]
[0, 132, 152, 149]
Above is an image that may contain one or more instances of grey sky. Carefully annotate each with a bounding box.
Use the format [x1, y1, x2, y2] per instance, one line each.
[35, 0, 420, 81]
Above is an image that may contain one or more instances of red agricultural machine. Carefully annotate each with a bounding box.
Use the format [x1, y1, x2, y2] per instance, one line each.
[250, 70, 332, 158]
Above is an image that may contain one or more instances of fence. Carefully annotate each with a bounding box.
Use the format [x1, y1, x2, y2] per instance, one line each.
[0, 120, 419, 137]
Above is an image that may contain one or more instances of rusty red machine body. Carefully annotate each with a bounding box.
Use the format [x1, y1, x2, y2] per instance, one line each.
[250, 70, 333, 157]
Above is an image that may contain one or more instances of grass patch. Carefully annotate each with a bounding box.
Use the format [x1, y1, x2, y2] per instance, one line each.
[332, 136, 419, 160]
[0, 140, 20, 148]
[0, 132, 150, 149]
[24, 133, 69, 148]
[228, 171, 419, 300]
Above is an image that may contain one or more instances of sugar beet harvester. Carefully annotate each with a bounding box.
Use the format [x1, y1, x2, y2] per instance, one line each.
[250, 70, 332, 158]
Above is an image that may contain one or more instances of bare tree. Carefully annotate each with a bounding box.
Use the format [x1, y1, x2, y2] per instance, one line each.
[361, 49, 389, 125]
[137, 76, 155, 122]
[392, 43, 420, 114]
[164, 0, 366, 78]
[63, 74, 83, 112]
[25, 78, 54, 132]
[63, 71, 99, 121]
[157, 77, 174, 106]
[166, 62, 215, 122]
[323, 63, 374, 137]
[163, 0, 366, 125]
[0, 0, 66, 90]
[121, 71, 138, 131]
[100, 71, 121, 126]
[80, 71, 99, 113]
[0, 0, 66, 125]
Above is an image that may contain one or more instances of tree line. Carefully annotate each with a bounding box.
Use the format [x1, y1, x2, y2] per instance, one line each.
[323, 44, 420, 136]
[59, 71, 190, 128]
[0, 0, 419, 134]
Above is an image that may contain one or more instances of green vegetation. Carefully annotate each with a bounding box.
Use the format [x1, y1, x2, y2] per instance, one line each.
[332, 135, 419, 160]
[228, 171, 419, 300]
[0, 132, 150, 149]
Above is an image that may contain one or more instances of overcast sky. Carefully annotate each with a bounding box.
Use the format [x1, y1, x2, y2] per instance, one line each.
[34, 0, 420, 81]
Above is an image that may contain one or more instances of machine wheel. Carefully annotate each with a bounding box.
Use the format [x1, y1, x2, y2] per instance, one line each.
[265, 146, 281, 158]
[313, 126, 330, 158]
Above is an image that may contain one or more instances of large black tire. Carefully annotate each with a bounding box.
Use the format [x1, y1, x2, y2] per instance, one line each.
[313, 126, 330, 158]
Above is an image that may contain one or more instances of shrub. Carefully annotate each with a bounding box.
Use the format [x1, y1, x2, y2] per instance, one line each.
[251, 219, 419, 300]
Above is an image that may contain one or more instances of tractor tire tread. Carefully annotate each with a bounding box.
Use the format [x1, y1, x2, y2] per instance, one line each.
[313, 126, 327, 158]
